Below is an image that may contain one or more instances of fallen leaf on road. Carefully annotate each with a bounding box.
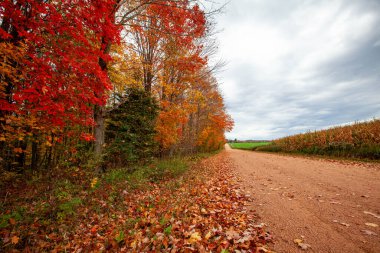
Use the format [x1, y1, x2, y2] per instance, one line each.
[188, 232, 202, 243]
[205, 231, 212, 240]
[299, 243, 311, 250]
[2, 237, 10, 243]
[254, 223, 266, 228]
[9, 218, 16, 225]
[294, 238, 311, 250]
[90, 226, 98, 234]
[11, 236, 19, 244]
[365, 223, 379, 228]
[362, 230, 377, 236]
[364, 211, 380, 219]
[226, 230, 240, 240]
[257, 246, 269, 252]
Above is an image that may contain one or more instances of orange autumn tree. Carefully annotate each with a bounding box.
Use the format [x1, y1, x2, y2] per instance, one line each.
[127, 0, 206, 92]
[125, 0, 227, 155]
[0, 42, 27, 144]
[154, 37, 207, 154]
[156, 65, 234, 154]
[155, 63, 234, 154]
[191, 71, 234, 152]
[108, 44, 143, 106]
[151, 37, 233, 154]
[197, 107, 234, 152]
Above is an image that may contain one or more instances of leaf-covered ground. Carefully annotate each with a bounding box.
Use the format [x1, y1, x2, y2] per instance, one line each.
[1, 153, 272, 252]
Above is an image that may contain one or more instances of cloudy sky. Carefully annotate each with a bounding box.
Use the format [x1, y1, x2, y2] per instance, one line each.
[212, 0, 380, 140]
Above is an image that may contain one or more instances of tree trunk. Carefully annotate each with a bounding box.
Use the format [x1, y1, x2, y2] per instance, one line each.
[45, 146, 52, 170]
[31, 139, 39, 171]
[94, 105, 105, 157]
[16, 140, 27, 169]
[94, 36, 111, 158]
[144, 69, 153, 93]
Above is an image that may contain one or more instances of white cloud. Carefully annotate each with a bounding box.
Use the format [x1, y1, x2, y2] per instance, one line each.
[288, 2, 378, 80]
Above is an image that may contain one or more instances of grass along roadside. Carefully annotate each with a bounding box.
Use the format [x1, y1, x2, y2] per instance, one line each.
[0, 151, 271, 252]
[0, 157, 192, 251]
[229, 142, 271, 150]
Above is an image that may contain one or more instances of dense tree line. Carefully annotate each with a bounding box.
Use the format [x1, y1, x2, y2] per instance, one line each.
[0, 0, 233, 173]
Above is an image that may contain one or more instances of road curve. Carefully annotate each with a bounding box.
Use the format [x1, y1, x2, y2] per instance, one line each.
[225, 144, 380, 253]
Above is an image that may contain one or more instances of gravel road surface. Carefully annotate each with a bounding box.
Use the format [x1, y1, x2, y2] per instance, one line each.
[225, 144, 380, 252]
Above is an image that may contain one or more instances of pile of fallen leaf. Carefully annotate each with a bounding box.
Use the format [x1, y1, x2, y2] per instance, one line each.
[1, 154, 272, 252]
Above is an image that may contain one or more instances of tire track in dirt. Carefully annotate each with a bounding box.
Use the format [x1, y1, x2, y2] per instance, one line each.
[225, 144, 380, 252]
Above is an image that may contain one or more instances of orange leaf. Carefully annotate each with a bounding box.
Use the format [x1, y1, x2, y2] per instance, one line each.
[9, 218, 16, 225]
[42, 86, 48, 94]
[188, 232, 201, 243]
[11, 236, 19, 244]
[13, 147, 23, 153]
[90, 226, 98, 234]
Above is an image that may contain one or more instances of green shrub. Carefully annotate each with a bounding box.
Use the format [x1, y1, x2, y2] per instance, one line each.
[0, 210, 23, 228]
[104, 168, 130, 183]
[105, 88, 159, 167]
[164, 225, 172, 235]
[114, 230, 125, 244]
[146, 159, 188, 182]
[57, 197, 82, 220]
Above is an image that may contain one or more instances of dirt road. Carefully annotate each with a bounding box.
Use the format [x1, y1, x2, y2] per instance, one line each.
[225, 144, 380, 252]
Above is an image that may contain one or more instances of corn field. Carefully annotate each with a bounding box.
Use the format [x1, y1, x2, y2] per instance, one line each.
[270, 119, 380, 159]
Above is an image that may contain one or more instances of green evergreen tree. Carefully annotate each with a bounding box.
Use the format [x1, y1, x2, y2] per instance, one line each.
[105, 88, 159, 167]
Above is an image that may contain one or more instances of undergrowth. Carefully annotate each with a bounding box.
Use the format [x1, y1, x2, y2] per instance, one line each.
[0, 151, 218, 250]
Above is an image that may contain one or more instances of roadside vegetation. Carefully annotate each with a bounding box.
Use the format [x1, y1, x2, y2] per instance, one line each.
[0, 154, 192, 251]
[229, 142, 271, 150]
[256, 119, 380, 160]
[0, 152, 271, 252]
